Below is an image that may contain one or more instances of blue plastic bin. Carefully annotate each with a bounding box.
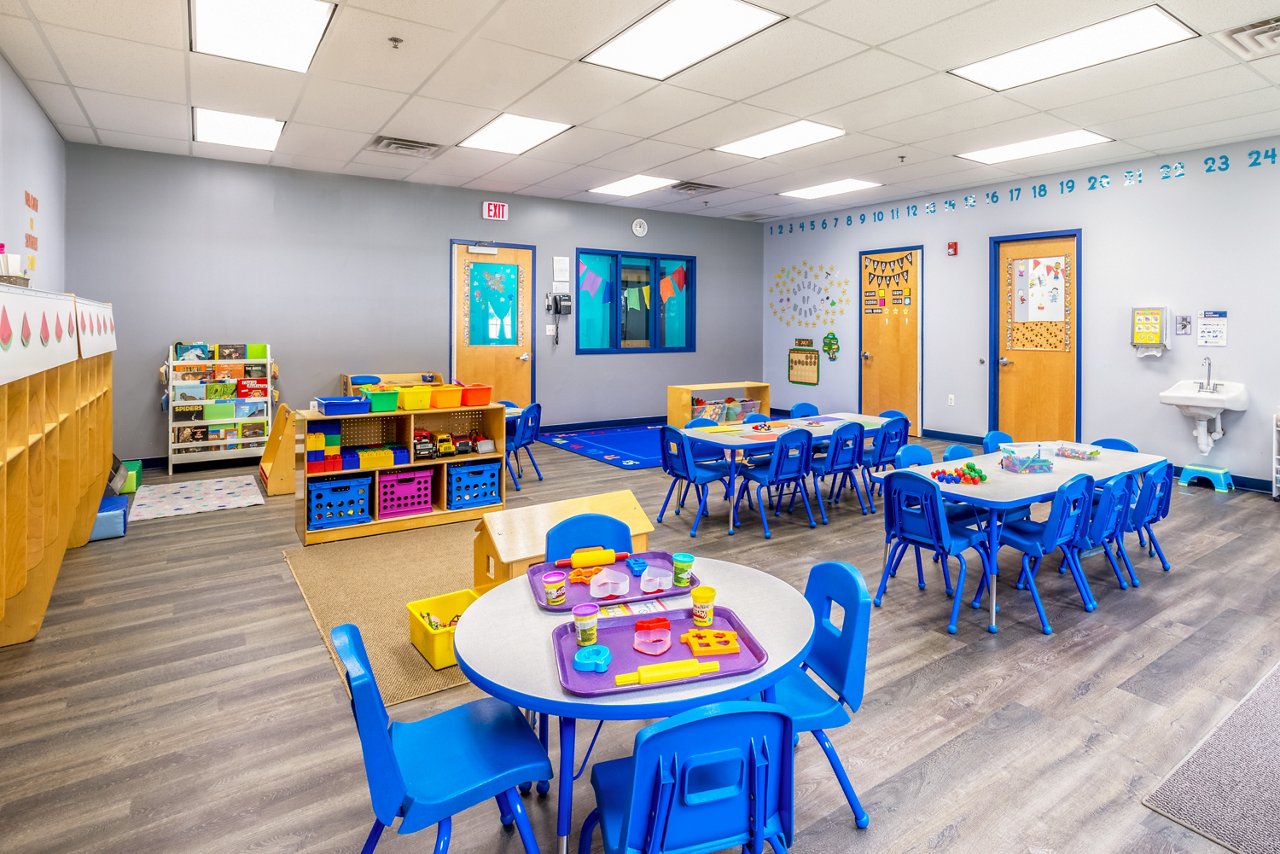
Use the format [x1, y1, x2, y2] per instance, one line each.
[315, 396, 371, 415]
[307, 474, 372, 530]
[447, 460, 501, 510]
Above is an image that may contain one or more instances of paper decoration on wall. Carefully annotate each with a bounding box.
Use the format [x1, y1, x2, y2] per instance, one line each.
[769, 260, 849, 329]
[466, 261, 519, 346]
[822, 331, 840, 361]
[1006, 255, 1072, 352]
[788, 347, 819, 385]
[1175, 314, 1192, 335]
[74, 295, 117, 358]
[1012, 257, 1065, 322]
[1197, 311, 1227, 347]
[0, 285, 81, 382]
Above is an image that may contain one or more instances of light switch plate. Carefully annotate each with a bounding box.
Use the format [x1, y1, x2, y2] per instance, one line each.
[545, 324, 556, 336]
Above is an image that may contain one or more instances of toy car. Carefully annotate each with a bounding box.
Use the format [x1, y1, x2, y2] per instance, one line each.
[453, 433, 475, 454]
[435, 433, 456, 456]
[413, 429, 439, 459]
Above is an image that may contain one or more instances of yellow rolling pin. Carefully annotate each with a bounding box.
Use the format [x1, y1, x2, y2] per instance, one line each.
[614, 659, 720, 686]
[555, 548, 630, 569]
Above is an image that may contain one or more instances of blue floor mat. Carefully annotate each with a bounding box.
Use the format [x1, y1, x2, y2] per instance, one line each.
[538, 424, 663, 470]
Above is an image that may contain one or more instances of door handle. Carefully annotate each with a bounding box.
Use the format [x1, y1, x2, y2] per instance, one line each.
[861, 351, 871, 361]
[517, 352, 530, 362]
[998, 357, 1013, 367]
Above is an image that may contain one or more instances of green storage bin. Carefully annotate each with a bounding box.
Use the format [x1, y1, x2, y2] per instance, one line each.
[360, 386, 399, 413]
[203, 402, 235, 420]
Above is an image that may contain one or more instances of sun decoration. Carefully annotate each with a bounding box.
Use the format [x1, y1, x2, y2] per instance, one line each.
[768, 260, 849, 329]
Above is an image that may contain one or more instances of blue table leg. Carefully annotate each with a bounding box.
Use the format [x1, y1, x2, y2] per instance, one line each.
[558, 716, 576, 854]
[986, 508, 1000, 633]
[727, 454, 739, 535]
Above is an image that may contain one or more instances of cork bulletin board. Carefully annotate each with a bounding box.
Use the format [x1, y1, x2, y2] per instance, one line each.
[1007, 254, 1073, 351]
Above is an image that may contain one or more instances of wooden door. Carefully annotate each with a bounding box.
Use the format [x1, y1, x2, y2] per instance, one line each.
[994, 233, 1079, 441]
[451, 242, 534, 406]
[860, 247, 921, 436]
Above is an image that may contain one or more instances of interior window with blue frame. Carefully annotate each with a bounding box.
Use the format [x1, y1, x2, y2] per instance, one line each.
[576, 249, 695, 354]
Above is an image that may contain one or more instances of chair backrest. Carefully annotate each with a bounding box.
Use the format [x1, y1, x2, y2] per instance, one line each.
[331, 624, 406, 828]
[1091, 437, 1139, 453]
[882, 470, 951, 553]
[618, 701, 794, 854]
[545, 513, 632, 564]
[878, 409, 909, 425]
[802, 562, 871, 712]
[1038, 473, 1095, 551]
[789, 402, 819, 418]
[516, 402, 542, 446]
[658, 425, 681, 478]
[743, 412, 770, 424]
[498, 399, 519, 408]
[766, 428, 813, 482]
[868, 416, 909, 467]
[822, 421, 865, 472]
[685, 417, 717, 430]
[894, 444, 932, 469]
[1080, 473, 1135, 548]
[982, 430, 1013, 453]
[943, 444, 974, 461]
[1130, 461, 1171, 529]
[1155, 462, 1174, 520]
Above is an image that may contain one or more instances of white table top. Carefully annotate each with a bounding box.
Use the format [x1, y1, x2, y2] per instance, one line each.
[680, 411, 888, 449]
[454, 557, 815, 720]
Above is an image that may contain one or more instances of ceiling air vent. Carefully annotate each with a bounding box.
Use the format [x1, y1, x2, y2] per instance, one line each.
[364, 136, 443, 158]
[667, 181, 722, 197]
[1213, 17, 1280, 60]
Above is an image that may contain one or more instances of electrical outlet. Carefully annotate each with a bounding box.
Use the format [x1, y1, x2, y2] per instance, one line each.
[545, 324, 556, 336]
[947, 394, 955, 406]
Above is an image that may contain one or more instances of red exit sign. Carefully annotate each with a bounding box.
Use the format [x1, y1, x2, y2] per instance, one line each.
[482, 201, 508, 221]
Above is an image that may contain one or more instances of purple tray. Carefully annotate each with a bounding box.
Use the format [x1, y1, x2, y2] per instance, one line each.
[526, 551, 700, 612]
[552, 606, 768, 697]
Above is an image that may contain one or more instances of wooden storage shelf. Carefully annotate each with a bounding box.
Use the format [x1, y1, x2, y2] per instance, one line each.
[666, 381, 771, 427]
[301, 450, 505, 479]
[166, 343, 275, 475]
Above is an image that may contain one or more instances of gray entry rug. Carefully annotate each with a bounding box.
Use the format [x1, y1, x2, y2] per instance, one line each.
[1144, 661, 1280, 853]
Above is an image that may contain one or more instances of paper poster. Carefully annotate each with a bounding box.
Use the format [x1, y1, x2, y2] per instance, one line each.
[552, 255, 570, 282]
[1131, 307, 1164, 345]
[0, 285, 81, 383]
[1175, 315, 1192, 336]
[1197, 311, 1227, 347]
[467, 262, 518, 346]
[74, 295, 117, 358]
[1013, 256, 1066, 322]
[788, 347, 819, 385]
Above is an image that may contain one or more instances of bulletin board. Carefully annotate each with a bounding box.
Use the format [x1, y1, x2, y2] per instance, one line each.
[787, 347, 819, 385]
[1007, 254, 1072, 351]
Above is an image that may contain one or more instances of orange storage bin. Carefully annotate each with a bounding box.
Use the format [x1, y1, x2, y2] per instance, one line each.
[430, 384, 463, 408]
[460, 384, 492, 406]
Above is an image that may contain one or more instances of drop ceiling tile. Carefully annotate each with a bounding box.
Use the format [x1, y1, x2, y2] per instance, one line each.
[536, 164, 631, 191]
[0, 0, 24, 14]
[429, 145, 515, 178]
[746, 49, 933, 115]
[897, 167, 1018, 193]
[271, 153, 353, 173]
[189, 54, 307, 120]
[97, 128, 189, 154]
[343, 161, 415, 179]
[812, 73, 989, 134]
[78, 90, 190, 139]
[864, 94, 1037, 145]
[192, 141, 273, 164]
[346, 0, 502, 31]
[659, 149, 754, 181]
[481, 157, 572, 185]
[1127, 109, 1280, 152]
[404, 165, 474, 186]
[1159, 0, 1280, 34]
[655, 102, 798, 149]
[586, 139, 699, 173]
[752, 0, 826, 16]
[800, 0, 992, 47]
[0, 15, 64, 82]
[419, 39, 566, 111]
[1247, 54, 1280, 85]
[274, 122, 370, 160]
[668, 20, 866, 101]
[522, 126, 637, 164]
[694, 187, 771, 207]
[714, 196, 795, 213]
[1049, 65, 1271, 127]
[25, 80, 87, 125]
[862, 155, 988, 184]
[352, 148, 438, 168]
[464, 177, 527, 193]
[45, 25, 186, 102]
[514, 184, 578, 199]
[26, 0, 186, 49]
[915, 113, 1079, 156]
[695, 159, 790, 189]
[1092, 88, 1280, 140]
[311, 7, 459, 93]
[765, 132, 897, 170]
[478, 0, 660, 60]
[821, 144, 947, 175]
[293, 78, 408, 132]
[586, 85, 731, 137]
[56, 124, 97, 144]
[986, 140, 1145, 175]
[739, 166, 852, 194]
[510, 63, 655, 125]
[381, 97, 495, 146]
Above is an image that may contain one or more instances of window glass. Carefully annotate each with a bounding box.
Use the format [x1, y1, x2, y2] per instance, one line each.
[619, 256, 652, 348]
[576, 250, 694, 354]
[577, 253, 612, 351]
[658, 258, 689, 349]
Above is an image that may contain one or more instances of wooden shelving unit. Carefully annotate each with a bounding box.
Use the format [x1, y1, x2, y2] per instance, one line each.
[666, 381, 770, 427]
[166, 345, 275, 474]
[294, 402, 506, 546]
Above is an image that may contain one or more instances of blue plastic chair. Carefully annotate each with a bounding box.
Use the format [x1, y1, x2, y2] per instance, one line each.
[876, 471, 991, 633]
[973, 473, 1096, 635]
[741, 412, 774, 467]
[733, 428, 818, 538]
[943, 445, 974, 461]
[894, 444, 931, 469]
[878, 409, 909, 425]
[1076, 474, 1139, 590]
[810, 421, 868, 514]
[505, 403, 543, 491]
[982, 430, 1012, 454]
[331, 624, 551, 854]
[790, 402, 819, 418]
[546, 513, 632, 564]
[685, 417, 727, 468]
[1091, 437, 1139, 452]
[860, 416, 909, 509]
[656, 426, 728, 537]
[772, 562, 872, 829]
[578, 701, 794, 854]
[1127, 462, 1172, 571]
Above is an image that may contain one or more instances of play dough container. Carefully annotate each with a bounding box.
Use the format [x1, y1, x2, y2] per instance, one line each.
[542, 570, 567, 606]
[573, 603, 599, 646]
[691, 586, 716, 627]
[672, 552, 694, 587]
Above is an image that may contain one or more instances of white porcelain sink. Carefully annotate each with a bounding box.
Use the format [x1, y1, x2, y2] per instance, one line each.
[1158, 379, 1249, 419]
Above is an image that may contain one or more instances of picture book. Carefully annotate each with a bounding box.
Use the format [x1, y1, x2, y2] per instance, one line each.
[174, 342, 211, 361]
[237, 378, 268, 398]
[173, 382, 205, 402]
[212, 363, 245, 380]
[246, 343, 268, 360]
[204, 381, 236, 399]
[216, 343, 246, 360]
[235, 401, 268, 419]
[172, 405, 203, 422]
[173, 425, 208, 446]
[240, 421, 266, 439]
[176, 364, 213, 381]
[243, 363, 267, 378]
[208, 423, 239, 441]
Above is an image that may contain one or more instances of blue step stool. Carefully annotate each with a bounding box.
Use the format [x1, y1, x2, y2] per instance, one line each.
[1179, 464, 1233, 493]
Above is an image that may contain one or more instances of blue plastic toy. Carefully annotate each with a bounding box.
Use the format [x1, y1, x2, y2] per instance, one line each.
[625, 557, 648, 576]
[573, 645, 612, 673]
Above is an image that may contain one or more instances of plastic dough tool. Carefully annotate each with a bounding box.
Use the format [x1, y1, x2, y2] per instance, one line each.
[614, 659, 720, 686]
[555, 548, 631, 569]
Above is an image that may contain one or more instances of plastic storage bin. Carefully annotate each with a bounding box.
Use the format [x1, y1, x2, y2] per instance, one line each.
[460, 383, 492, 406]
[379, 468, 434, 519]
[307, 474, 372, 530]
[431, 384, 463, 409]
[407, 589, 478, 669]
[360, 386, 399, 413]
[315, 396, 370, 415]
[398, 385, 434, 410]
[447, 460, 501, 509]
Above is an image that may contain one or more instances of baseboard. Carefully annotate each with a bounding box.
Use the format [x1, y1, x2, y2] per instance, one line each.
[1172, 465, 1268, 494]
[140, 456, 167, 470]
[542, 415, 665, 434]
[922, 429, 983, 445]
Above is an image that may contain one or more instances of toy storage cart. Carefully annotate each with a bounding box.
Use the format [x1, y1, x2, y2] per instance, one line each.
[666, 381, 770, 427]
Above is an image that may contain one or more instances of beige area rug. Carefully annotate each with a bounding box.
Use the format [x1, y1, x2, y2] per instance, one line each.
[284, 524, 476, 705]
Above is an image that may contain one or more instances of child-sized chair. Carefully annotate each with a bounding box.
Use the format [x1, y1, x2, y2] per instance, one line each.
[741, 412, 774, 467]
[578, 701, 795, 854]
[546, 513, 632, 564]
[860, 416, 909, 509]
[1127, 462, 1173, 571]
[772, 561, 872, 829]
[685, 417, 728, 467]
[657, 426, 728, 538]
[811, 421, 868, 514]
[505, 403, 543, 491]
[878, 409, 909, 425]
[943, 444, 974, 461]
[331, 624, 551, 854]
[982, 430, 1012, 453]
[1076, 474, 1139, 590]
[733, 428, 818, 538]
[790, 402, 819, 418]
[1091, 437, 1139, 452]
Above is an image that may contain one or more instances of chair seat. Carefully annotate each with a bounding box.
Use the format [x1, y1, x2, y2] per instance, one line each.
[690, 459, 730, 483]
[998, 519, 1049, 556]
[943, 503, 981, 527]
[689, 439, 726, 465]
[392, 698, 553, 833]
[588, 754, 636, 854]
[740, 464, 802, 487]
[811, 454, 849, 477]
[772, 668, 851, 732]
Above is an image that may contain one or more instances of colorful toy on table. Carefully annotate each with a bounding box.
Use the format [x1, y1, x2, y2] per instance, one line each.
[569, 565, 605, 585]
[573, 603, 599, 646]
[639, 566, 673, 593]
[572, 644, 611, 673]
[305, 420, 343, 474]
[452, 434, 475, 454]
[929, 461, 987, 485]
[672, 553, 694, 587]
[680, 629, 741, 656]
[691, 586, 716, 627]
[625, 557, 648, 576]
[1055, 442, 1101, 461]
[542, 570, 567, 606]
[750, 423, 773, 432]
[555, 547, 631, 569]
[589, 568, 630, 599]
[632, 617, 671, 656]
[614, 659, 720, 687]
[999, 443, 1054, 474]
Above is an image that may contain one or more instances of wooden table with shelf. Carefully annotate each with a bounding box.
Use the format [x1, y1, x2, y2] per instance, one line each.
[666, 381, 770, 426]
[294, 402, 507, 546]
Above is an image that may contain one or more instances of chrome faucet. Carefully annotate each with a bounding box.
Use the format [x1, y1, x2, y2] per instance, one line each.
[1199, 356, 1218, 392]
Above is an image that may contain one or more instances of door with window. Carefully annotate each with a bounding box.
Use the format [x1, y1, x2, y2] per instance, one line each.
[859, 247, 921, 436]
[993, 231, 1080, 441]
[451, 241, 534, 406]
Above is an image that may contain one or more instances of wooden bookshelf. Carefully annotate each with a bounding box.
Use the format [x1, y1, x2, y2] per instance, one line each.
[166, 344, 275, 474]
[666, 381, 770, 426]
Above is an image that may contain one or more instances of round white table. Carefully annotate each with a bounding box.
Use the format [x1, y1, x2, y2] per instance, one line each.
[455, 556, 815, 854]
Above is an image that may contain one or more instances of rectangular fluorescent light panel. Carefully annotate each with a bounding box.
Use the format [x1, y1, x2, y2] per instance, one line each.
[458, 114, 572, 155]
[781, 178, 881, 199]
[716, 120, 843, 159]
[193, 108, 285, 151]
[584, 0, 783, 80]
[590, 175, 678, 196]
[958, 129, 1111, 164]
[191, 0, 335, 73]
[951, 6, 1196, 91]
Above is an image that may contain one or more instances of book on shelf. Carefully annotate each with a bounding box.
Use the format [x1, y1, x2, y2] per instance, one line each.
[234, 400, 268, 419]
[204, 381, 236, 399]
[215, 343, 246, 360]
[240, 421, 266, 439]
[243, 363, 267, 378]
[174, 343, 211, 361]
[176, 364, 213, 381]
[173, 425, 208, 445]
[173, 382, 205, 402]
[208, 423, 239, 441]
[237, 377, 268, 398]
[212, 363, 245, 380]
[172, 405, 203, 422]
[246, 343, 268, 360]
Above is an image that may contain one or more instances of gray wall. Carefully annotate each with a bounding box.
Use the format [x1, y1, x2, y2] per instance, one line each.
[763, 134, 1280, 482]
[0, 54, 64, 292]
[65, 144, 763, 460]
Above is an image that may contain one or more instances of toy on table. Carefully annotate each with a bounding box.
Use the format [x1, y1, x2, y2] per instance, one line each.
[633, 617, 672, 656]
[999, 443, 1054, 474]
[625, 557, 648, 576]
[750, 423, 773, 432]
[1055, 442, 1100, 461]
[691, 586, 716, 627]
[573, 645, 611, 673]
[639, 566, 673, 593]
[554, 548, 631, 569]
[573, 603, 599, 646]
[672, 553, 694, 587]
[929, 461, 987, 485]
[542, 570, 568, 606]
[589, 568, 630, 599]
[614, 659, 720, 687]
[568, 566, 604, 584]
[681, 629, 741, 656]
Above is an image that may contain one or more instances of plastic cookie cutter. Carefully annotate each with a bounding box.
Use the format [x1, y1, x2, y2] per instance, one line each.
[639, 566, 673, 593]
[589, 568, 630, 599]
[680, 629, 741, 656]
[625, 557, 649, 577]
[572, 644, 611, 673]
[632, 617, 672, 656]
[569, 565, 606, 584]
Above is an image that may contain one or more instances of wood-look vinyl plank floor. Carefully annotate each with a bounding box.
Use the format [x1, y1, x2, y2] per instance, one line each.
[1, 441, 1275, 853]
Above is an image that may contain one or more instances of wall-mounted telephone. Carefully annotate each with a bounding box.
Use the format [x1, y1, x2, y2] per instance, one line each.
[547, 293, 573, 315]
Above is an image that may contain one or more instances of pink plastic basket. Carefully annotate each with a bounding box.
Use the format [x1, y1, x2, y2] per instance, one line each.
[378, 468, 434, 519]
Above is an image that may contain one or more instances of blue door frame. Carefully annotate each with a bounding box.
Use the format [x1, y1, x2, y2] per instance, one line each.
[857, 245, 924, 430]
[448, 239, 538, 404]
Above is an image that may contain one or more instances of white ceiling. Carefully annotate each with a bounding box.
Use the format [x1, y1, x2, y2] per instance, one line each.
[2, 0, 1280, 220]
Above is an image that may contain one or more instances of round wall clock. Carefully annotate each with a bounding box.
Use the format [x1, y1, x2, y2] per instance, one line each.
[632, 218, 648, 237]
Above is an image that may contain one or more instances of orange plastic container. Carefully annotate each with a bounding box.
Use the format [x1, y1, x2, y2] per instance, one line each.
[460, 384, 492, 406]
[430, 384, 463, 408]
